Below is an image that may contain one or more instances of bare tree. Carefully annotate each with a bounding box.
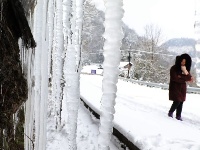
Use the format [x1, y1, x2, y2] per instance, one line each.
[143, 24, 162, 61]
[131, 24, 168, 83]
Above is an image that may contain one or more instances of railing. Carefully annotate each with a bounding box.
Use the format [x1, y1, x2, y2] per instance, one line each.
[81, 73, 200, 94]
[119, 77, 200, 94]
[80, 98, 140, 150]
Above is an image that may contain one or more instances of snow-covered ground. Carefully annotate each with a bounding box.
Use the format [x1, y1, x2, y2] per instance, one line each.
[46, 72, 200, 150]
[80, 74, 200, 150]
[81, 64, 104, 75]
[81, 63, 130, 77]
[46, 101, 121, 150]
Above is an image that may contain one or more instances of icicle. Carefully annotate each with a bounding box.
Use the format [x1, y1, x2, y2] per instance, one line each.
[48, 0, 55, 79]
[98, 0, 124, 149]
[32, 0, 44, 149]
[63, 0, 85, 149]
[24, 10, 35, 149]
[51, 0, 64, 129]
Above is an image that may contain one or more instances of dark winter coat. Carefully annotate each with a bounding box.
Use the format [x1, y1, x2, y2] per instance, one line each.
[169, 65, 192, 102]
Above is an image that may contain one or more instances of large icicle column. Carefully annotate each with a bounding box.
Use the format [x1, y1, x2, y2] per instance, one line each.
[39, 0, 49, 149]
[63, 0, 85, 149]
[51, 0, 64, 128]
[98, 0, 124, 149]
[194, 0, 200, 86]
[27, 0, 49, 149]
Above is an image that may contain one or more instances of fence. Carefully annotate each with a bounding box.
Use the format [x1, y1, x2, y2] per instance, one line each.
[119, 77, 200, 94]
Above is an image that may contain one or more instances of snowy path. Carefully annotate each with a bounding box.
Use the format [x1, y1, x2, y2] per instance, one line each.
[80, 74, 200, 150]
[46, 99, 119, 150]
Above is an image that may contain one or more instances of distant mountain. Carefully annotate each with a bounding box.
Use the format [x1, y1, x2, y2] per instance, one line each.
[162, 38, 196, 49]
[161, 38, 196, 58]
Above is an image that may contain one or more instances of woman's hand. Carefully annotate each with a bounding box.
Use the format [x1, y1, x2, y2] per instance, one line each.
[188, 77, 194, 83]
[181, 66, 189, 75]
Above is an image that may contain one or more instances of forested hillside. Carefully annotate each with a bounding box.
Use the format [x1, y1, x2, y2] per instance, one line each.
[81, 1, 197, 86]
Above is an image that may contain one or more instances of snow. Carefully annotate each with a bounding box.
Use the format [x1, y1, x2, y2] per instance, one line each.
[46, 99, 119, 150]
[26, 0, 200, 149]
[81, 62, 130, 76]
[46, 72, 200, 150]
[80, 74, 200, 150]
[81, 64, 103, 75]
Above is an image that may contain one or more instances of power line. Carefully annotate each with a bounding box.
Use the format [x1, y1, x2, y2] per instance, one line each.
[82, 49, 176, 57]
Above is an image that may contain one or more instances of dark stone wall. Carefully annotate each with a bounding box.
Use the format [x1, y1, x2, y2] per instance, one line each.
[0, 0, 36, 148]
[20, 0, 35, 16]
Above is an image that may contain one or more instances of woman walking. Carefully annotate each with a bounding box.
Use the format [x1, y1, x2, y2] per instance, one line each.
[168, 53, 193, 121]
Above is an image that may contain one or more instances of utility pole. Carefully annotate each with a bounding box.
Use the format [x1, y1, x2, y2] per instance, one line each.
[127, 51, 131, 78]
[127, 44, 132, 78]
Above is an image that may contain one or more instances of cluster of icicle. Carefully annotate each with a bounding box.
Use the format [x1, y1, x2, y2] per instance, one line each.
[23, 0, 85, 149]
[23, 0, 125, 149]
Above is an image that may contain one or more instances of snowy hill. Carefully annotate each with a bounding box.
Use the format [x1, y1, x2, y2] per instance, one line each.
[163, 38, 196, 48]
[162, 38, 196, 57]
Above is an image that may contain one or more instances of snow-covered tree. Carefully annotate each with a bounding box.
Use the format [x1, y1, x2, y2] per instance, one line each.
[82, 1, 105, 64]
[98, 0, 124, 149]
[129, 24, 169, 83]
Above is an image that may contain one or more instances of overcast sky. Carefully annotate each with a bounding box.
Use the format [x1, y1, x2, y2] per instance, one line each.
[91, 0, 196, 41]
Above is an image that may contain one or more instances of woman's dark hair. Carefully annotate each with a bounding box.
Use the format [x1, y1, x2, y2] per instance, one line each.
[175, 56, 180, 66]
[175, 53, 192, 72]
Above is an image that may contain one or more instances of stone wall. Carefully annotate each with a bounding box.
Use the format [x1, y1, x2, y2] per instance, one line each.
[20, 0, 35, 16]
